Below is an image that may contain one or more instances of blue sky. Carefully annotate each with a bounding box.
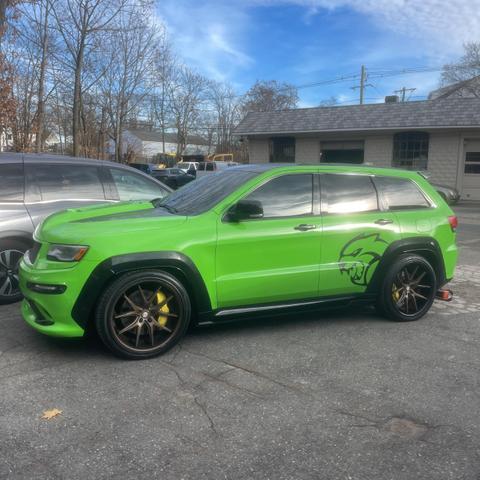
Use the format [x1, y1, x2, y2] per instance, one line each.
[157, 0, 480, 107]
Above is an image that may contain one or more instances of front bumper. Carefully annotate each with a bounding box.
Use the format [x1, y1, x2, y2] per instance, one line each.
[19, 256, 96, 338]
[21, 297, 84, 337]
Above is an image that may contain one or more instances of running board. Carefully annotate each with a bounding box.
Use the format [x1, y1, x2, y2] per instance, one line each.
[214, 295, 358, 317]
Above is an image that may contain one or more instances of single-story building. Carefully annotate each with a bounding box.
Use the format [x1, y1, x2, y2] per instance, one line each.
[234, 97, 480, 200]
[108, 128, 210, 160]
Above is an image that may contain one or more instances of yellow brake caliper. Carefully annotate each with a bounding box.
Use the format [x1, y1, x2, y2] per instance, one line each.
[392, 284, 401, 302]
[156, 292, 170, 327]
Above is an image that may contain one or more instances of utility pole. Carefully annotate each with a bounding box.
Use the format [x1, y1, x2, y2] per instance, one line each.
[360, 65, 366, 105]
[394, 87, 416, 102]
[351, 65, 373, 104]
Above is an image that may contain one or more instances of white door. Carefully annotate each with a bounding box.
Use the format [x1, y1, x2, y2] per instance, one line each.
[462, 140, 480, 200]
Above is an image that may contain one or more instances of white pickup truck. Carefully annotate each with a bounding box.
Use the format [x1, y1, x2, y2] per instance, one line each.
[176, 160, 239, 178]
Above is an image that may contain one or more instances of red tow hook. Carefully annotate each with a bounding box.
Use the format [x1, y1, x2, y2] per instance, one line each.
[436, 289, 453, 302]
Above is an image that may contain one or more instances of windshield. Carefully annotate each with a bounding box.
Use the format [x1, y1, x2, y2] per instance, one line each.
[154, 170, 258, 215]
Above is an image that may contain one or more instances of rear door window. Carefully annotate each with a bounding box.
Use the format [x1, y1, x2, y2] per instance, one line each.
[27, 164, 105, 201]
[0, 163, 24, 201]
[322, 174, 378, 214]
[373, 176, 430, 210]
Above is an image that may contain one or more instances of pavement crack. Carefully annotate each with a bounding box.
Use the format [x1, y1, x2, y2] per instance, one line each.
[193, 396, 218, 435]
[183, 348, 310, 397]
[201, 371, 266, 399]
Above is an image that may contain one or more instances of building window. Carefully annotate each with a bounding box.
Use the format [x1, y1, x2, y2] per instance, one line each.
[465, 152, 480, 174]
[269, 137, 295, 163]
[392, 132, 429, 170]
[320, 140, 364, 164]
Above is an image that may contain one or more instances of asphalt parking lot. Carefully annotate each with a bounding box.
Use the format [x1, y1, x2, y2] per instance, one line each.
[1, 204, 480, 480]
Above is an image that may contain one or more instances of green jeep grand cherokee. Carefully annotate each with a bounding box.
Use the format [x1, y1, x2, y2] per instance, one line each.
[19, 164, 458, 359]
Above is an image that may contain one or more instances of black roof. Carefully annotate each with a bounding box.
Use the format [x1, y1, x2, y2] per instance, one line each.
[234, 97, 480, 136]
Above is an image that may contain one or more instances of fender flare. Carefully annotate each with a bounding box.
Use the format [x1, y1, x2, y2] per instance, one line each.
[366, 236, 446, 294]
[0, 230, 33, 244]
[71, 251, 212, 328]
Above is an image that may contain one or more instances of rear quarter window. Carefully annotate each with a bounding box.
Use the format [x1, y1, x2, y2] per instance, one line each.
[0, 163, 24, 201]
[373, 176, 430, 210]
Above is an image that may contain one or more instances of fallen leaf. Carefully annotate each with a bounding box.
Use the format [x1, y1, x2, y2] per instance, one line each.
[41, 408, 62, 420]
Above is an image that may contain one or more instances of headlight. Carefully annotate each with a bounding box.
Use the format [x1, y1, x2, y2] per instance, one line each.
[47, 244, 89, 262]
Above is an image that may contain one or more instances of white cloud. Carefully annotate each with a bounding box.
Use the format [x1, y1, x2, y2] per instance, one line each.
[248, 0, 480, 57]
[156, 1, 253, 82]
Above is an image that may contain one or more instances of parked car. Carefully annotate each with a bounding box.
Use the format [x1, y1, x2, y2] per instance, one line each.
[151, 168, 195, 189]
[127, 163, 162, 175]
[207, 153, 234, 162]
[175, 161, 199, 173]
[432, 183, 460, 205]
[0, 153, 171, 304]
[196, 160, 239, 177]
[416, 171, 460, 205]
[19, 164, 457, 359]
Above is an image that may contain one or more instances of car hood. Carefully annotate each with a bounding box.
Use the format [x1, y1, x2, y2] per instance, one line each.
[37, 201, 187, 245]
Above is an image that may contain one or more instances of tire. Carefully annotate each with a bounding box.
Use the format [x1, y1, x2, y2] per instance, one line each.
[377, 254, 437, 322]
[0, 239, 30, 305]
[95, 270, 191, 359]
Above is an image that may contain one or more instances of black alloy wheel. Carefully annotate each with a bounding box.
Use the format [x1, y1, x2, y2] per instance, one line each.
[378, 254, 436, 322]
[0, 240, 28, 304]
[95, 271, 191, 359]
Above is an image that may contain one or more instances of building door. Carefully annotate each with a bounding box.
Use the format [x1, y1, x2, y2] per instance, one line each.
[320, 141, 364, 164]
[462, 140, 480, 200]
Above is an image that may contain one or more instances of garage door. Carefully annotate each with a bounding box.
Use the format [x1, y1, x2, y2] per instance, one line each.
[320, 141, 364, 164]
[463, 140, 480, 200]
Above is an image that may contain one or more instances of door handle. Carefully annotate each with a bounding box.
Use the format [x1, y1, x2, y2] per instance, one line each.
[374, 218, 394, 225]
[294, 224, 317, 231]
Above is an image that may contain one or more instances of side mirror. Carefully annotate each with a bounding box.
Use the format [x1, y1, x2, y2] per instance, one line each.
[227, 199, 264, 222]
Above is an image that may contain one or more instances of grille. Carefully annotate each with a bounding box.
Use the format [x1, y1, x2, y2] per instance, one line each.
[27, 241, 41, 264]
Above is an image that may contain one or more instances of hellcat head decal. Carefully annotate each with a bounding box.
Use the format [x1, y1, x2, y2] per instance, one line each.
[338, 233, 388, 286]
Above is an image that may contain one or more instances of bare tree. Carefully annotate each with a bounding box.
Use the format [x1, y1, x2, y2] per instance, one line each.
[242, 80, 298, 113]
[441, 42, 480, 98]
[207, 80, 241, 153]
[318, 96, 338, 107]
[100, 6, 158, 162]
[50, 0, 127, 156]
[16, 0, 54, 152]
[151, 32, 175, 154]
[8, 45, 38, 151]
[34, 0, 52, 152]
[168, 67, 207, 157]
[0, 0, 20, 147]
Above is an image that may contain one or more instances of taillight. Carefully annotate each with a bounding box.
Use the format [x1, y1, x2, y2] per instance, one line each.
[448, 215, 458, 232]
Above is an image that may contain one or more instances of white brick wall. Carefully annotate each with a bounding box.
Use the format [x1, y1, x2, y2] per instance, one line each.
[246, 133, 464, 191]
[248, 138, 269, 163]
[296, 138, 320, 164]
[426, 132, 461, 188]
[364, 135, 392, 167]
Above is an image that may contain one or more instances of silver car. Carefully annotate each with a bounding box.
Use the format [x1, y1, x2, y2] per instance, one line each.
[0, 153, 171, 304]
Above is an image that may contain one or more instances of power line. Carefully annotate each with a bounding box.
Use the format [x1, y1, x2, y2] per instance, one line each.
[394, 87, 417, 102]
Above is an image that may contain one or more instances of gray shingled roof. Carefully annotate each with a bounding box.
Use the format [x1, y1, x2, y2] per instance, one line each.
[126, 128, 209, 145]
[234, 98, 480, 136]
